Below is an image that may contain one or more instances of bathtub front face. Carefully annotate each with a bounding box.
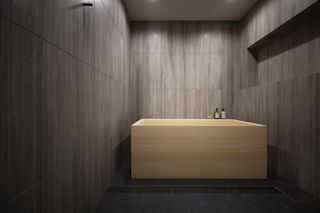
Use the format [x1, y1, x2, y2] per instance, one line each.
[131, 119, 267, 179]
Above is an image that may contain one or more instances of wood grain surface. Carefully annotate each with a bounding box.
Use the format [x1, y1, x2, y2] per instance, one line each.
[231, 0, 320, 198]
[130, 22, 238, 119]
[132, 119, 267, 179]
[2, 0, 133, 212]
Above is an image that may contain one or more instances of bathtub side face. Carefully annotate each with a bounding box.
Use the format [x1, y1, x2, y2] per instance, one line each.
[131, 124, 267, 179]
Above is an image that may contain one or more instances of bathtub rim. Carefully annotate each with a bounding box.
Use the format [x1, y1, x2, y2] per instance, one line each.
[132, 119, 266, 127]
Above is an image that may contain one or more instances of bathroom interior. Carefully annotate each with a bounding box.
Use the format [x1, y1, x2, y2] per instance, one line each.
[1, 0, 320, 212]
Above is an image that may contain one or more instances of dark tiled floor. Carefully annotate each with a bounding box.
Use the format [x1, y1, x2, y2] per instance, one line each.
[95, 188, 320, 213]
[94, 159, 320, 213]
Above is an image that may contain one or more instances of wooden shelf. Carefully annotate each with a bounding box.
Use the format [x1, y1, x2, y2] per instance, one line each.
[248, 1, 320, 54]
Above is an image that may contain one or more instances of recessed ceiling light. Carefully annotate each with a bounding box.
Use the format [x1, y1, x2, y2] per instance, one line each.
[149, 0, 157, 2]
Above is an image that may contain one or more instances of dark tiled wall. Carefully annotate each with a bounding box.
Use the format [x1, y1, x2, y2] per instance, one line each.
[0, 14, 10, 213]
[0, 0, 132, 212]
[130, 22, 238, 119]
[231, 0, 320, 198]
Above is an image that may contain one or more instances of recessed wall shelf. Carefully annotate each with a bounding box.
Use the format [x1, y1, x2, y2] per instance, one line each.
[248, 1, 320, 58]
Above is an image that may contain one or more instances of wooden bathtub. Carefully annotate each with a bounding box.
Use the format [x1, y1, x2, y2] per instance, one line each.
[131, 119, 267, 179]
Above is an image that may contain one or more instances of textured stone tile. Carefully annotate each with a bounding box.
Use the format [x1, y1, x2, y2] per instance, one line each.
[0, 17, 9, 211]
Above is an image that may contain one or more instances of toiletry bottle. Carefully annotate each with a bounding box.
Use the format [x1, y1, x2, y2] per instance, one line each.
[221, 108, 226, 119]
[214, 108, 220, 119]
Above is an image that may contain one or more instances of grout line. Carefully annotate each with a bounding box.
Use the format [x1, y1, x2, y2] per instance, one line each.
[7, 165, 70, 204]
[6, 5, 12, 206]
[107, 186, 277, 190]
[8, 178, 47, 203]
[171, 187, 175, 213]
[273, 186, 298, 203]
[0, 14, 10, 22]
[98, 0, 129, 47]
[9, 18, 126, 85]
[238, 72, 320, 91]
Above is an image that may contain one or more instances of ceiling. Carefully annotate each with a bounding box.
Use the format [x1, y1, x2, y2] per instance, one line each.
[123, 0, 258, 21]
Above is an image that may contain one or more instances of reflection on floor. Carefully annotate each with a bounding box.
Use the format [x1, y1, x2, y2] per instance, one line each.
[94, 159, 320, 213]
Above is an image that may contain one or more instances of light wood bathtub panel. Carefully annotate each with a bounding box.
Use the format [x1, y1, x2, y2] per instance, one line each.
[131, 119, 267, 179]
[133, 161, 266, 179]
[133, 148, 265, 161]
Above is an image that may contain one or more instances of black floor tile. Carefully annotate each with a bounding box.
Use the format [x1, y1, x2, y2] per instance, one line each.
[239, 192, 293, 213]
[94, 192, 173, 213]
[288, 203, 320, 213]
[95, 188, 320, 213]
[224, 194, 257, 213]
[95, 159, 320, 213]
[173, 193, 239, 213]
[94, 193, 136, 213]
[132, 193, 174, 213]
